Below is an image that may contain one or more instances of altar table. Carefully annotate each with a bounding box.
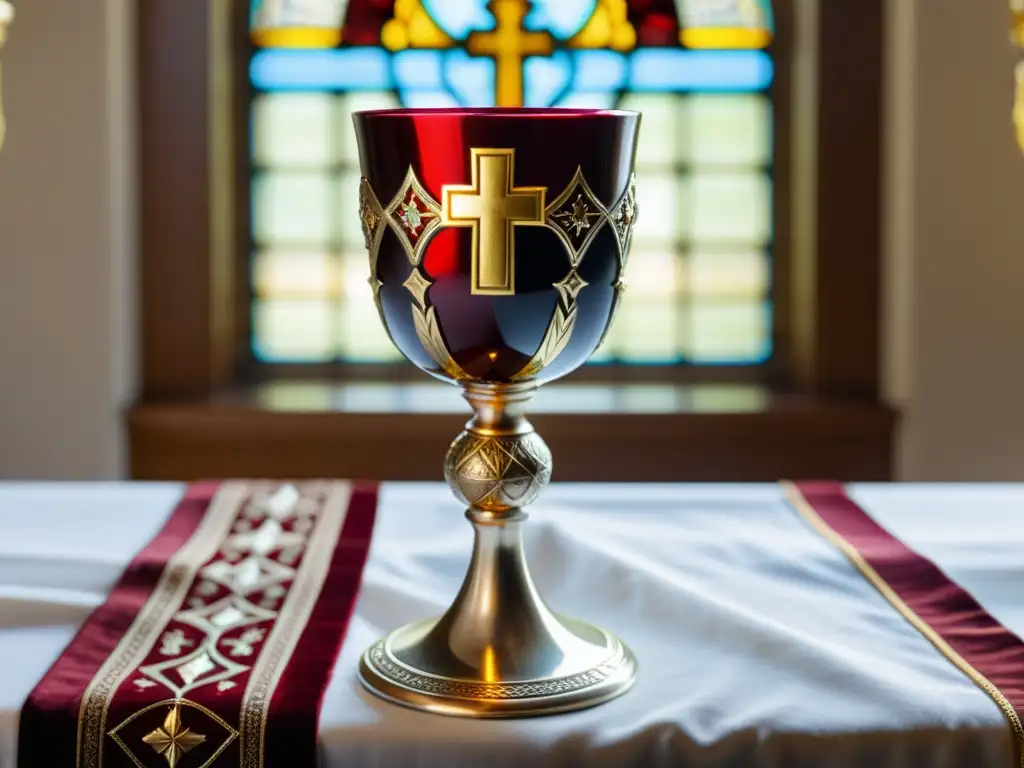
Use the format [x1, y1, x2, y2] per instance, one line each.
[0, 482, 1021, 767]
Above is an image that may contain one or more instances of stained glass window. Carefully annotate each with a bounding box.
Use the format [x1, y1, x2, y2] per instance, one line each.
[248, 0, 775, 365]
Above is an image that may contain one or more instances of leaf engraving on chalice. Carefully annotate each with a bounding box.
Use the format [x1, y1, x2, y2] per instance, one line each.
[403, 268, 470, 381]
[510, 269, 589, 381]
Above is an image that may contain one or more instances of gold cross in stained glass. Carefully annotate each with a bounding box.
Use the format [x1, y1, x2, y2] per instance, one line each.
[441, 148, 546, 295]
[467, 0, 555, 106]
[142, 702, 207, 768]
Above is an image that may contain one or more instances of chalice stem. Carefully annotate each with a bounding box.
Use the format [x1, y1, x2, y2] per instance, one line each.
[420, 508, 580, 681]
[358, 382, 636, 716]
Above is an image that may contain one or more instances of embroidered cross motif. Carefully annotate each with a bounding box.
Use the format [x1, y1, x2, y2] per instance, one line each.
[223, 628, 267, 658]
[159, 629, 193, 657]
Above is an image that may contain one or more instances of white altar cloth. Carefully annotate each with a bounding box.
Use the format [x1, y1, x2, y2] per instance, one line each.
[0, 482, 1021, 767]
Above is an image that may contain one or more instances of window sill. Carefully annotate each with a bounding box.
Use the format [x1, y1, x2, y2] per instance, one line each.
[128, 381, 896, 482]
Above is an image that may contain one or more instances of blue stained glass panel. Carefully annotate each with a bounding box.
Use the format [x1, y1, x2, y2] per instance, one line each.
[253, 49, 772, 95]
[401, 91, 461, 108]
[523, 53, 571, 107]
[419, 0, 492, 39]
[571, 51, 628, 92]
[555, 93, 616, 109]
[629, 50, 773, 92]
[443, 49, 496, 105]
[251, 48, 391, 90]
[393, 50, 444, 90]
[522, 0, 596, 40]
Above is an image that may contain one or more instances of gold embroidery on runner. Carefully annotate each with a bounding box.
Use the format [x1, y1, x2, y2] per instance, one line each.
[239, 484, 353, 767]
[78, 481, 354, 768]
[76, 483, 247, 768]
[782, 481, 1024, 768]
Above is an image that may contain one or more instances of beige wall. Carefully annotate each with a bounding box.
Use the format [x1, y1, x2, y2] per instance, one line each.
[0, 0, 134, 478]
[0, 0, 1021, 480]
[887, 0, 1024, 478]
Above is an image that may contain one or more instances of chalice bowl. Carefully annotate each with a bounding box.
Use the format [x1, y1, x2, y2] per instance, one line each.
[353, 107, 639, 717]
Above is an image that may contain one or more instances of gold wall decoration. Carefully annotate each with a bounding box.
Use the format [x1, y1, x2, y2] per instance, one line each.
[1014, 0, 1024, 152]
[1016, 63, 1024, 153]
[0, 1, 12, 154]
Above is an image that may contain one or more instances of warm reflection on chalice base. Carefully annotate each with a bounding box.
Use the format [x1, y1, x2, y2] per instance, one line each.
[353, 108, 640, 717]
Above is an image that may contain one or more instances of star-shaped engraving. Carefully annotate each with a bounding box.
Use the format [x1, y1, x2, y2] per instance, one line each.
[142, 702, 206, 768]
[543, 167, 610, 266]
[553, 195, 601, 236]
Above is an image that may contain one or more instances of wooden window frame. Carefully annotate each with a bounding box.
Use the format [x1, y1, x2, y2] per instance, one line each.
[129, 0, 894, 482]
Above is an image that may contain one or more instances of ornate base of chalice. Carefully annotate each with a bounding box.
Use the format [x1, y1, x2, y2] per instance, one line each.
[352, 107, 640, 717]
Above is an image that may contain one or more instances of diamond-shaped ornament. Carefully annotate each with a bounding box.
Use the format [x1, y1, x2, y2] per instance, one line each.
[553, 270, 589, 309]
[403, 267, 433, 309]
[608, 173, 637, 266]
[358, 177, 386, 252]
[545, 166, 609, 267]
[385, 167, 442, 266]
[137, 644, 248, 699]
[175, 594, 277, 634]
[200, 555, 294, 596]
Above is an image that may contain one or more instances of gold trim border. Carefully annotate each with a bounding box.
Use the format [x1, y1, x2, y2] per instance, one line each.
[240, 482, 353, 767]
[782, 481, 1024, 767]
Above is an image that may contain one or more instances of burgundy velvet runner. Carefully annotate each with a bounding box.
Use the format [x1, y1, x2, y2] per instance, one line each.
[17, 480, 379, 768]
[789, 481, 1024, 765]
